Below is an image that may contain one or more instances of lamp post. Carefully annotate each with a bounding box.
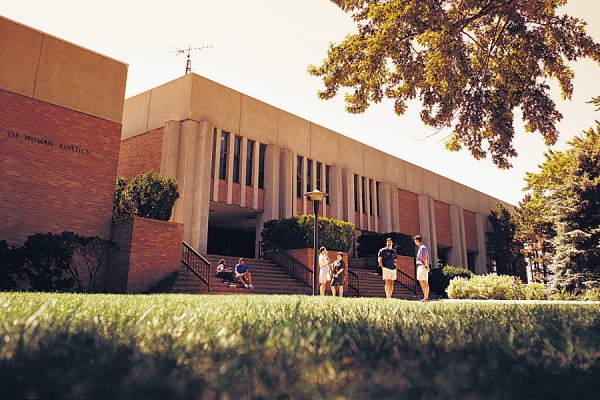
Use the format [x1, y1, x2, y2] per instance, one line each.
[304, 189, 329, 295]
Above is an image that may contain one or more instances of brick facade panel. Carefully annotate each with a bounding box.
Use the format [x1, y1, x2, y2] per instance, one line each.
[435, 200, 452, 247]
[117, 128, 163, 178]
[398, 189, 420, 236]
[232, 183, 241, 206]
[245, 186, 253, 208]
[0, 90, 121, 245]
[464, 210, 478, 251]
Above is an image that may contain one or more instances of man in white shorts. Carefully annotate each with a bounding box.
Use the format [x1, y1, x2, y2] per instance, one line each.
[414, 235, 430, 302]
[378, 238, 397, 299]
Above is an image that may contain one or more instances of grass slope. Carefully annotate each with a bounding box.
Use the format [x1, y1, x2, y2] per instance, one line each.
[1, 293, 599, 399]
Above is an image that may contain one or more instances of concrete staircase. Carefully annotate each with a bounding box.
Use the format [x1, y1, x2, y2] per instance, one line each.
[155, 255, 312, 295]
[350, 264, 426, 300]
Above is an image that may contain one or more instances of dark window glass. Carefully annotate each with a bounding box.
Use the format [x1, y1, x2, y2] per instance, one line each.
[316, 162, 322, 191]
[296, 156, 303, 198]
[211, 128, 217, 177]
[246, 140, 254, 186]
[354, 174, 359, 212]
[362, 177, 367, 214]
[306, 159, 313, 192]
[325, 165, 330, 205]
[219, 131, 229, 180]
[233, 136, 241, 183]
[376, 181, 380, 216]
[369, 179, 373, 215]
[258, 143, 266, 189]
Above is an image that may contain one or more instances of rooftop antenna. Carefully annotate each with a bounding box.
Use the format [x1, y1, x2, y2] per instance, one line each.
[168, 45, 212, 75]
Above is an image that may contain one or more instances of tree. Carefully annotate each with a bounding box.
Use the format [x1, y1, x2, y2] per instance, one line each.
[549, 126, 600, 293]
[21, 233, 74, 292]
[113, 171, 180, 221]
[0, 240, 23, 291]
[486, 202, 526, 279]
[308, 0, 600, 168]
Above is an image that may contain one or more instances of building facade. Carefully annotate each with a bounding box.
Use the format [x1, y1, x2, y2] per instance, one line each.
[0, 16, 127, 245]
[119, 74, 508, 275]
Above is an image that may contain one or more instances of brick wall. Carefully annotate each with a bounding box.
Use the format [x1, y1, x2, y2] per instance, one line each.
[435, 200, 452, 247]
[397, 255, 415, 278]
[288, 248, 349, 293]
[232, 183, 241, 206]
[245, 186, 253, 208]
[117, 127, 163, 178]
[218, 180, 227, 202]
[398, 189, 420, 235]
[463, 210, 478, 251]
[108, 216, 183, 293]
[0, 90, 121, 245]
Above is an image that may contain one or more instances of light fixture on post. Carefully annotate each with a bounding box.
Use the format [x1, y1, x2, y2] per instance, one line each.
[304, 189, 329, 295]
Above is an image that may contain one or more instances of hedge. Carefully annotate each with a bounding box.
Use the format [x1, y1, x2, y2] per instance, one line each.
[447, 273, 548, 300]
[356, 231, 414, 257]
[261, 215, 354, 252]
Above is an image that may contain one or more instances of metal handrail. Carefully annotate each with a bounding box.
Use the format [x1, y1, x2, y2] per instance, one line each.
[347, 269, 360, 297]
[259, 241, 312, 288]
[395, 269, 417, 295]
[181, 241, 210, 291]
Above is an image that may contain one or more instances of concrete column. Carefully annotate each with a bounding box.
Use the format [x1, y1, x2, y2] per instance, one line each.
[475, 213, 488, 274]
[418, 195, 437, 267]
[240, 136, 248, 208]
[263, 144, 280, 221]
[279, 148, 294, 218]
[373, 180, 379, 232]
[226, 132, 235, 204]
[341, 168, 355, 225]
[301, 156, 307, 215]
[449, 205, 466, 267]
[190, 120, 214, 253]
[390, 184, 400, 232]
[211, 128, 220, 202]
[379, 182, 392, 232]
[255, 214, 265, 260]
[356, 175, 363, 230]
[329, 165, 344, 220]
[173, 119, 200, 244]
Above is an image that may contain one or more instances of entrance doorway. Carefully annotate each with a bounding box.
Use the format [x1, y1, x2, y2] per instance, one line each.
[207, 202, 260, 258]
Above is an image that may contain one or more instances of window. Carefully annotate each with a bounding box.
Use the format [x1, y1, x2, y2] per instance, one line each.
[325, 165, 330, 205]
[296, 156, 303, 198]
[316, 162, 322, 191]
[218, 131, 229, 180]
[375, 181, 380, 216]
[211, 128, 217, 177]
[232, 136, 241, 183]
[354, 174, 359, 212]
[306, 159, 313, 192]
[246, 140, 254, 186]
[369, 179, 373, 215]
[362, 177, 367, 214]
[258, 143, 266, 189]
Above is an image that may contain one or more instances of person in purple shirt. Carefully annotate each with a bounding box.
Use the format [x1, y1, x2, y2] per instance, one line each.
[414, 235, 430, 302]
[235, 257, 254, 289]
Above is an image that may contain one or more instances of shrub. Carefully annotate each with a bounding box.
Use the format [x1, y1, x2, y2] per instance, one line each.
[113, 171, 180, 221]
[429, 265, 473, 296]
[447, 273, 548, 300]
[0, 241, 23, 291]
[21, 233, 75, 292]
[261, 215, 354, 251]
[356, 231, 414, 257]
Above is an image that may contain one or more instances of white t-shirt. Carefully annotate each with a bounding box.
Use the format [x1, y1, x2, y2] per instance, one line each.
[318, 253, 331, 271]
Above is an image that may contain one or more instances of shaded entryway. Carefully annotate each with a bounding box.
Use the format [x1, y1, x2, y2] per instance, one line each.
[206, 202, 260, 258]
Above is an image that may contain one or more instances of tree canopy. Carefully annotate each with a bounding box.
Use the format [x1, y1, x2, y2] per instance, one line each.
[308, 0, 600, 168]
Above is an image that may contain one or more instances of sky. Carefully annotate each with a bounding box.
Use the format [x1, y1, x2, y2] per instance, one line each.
[2, 0, 600, 206]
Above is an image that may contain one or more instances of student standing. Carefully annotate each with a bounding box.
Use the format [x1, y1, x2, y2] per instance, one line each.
[414, 235, 430, 302]
[318, 247, 332, 296]
[378, 238, 397, 299]
[330, 252, 346, 297]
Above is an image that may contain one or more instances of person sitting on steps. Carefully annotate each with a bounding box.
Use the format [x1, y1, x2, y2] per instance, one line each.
[215, 258, 235, 287]
[235, 257, 254, 289]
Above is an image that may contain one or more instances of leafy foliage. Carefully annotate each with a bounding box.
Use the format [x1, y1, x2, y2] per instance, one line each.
[0, 241, 23, 290]
[447, 273, 547, 300]
[20, 233, 75, 292]
[1, 293, 599, 399]
[309, 0, 600, 168]
[113, 171, 180, 221]
[486, 202, 526, 279]
[261, 215, 355, 252]
[356, 231, 414, 257]
[549, 127, 600, 293]
[429, 265, 473, 295]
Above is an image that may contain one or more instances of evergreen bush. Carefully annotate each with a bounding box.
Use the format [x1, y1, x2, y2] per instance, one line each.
[356, 231, 414, 257]
[261, 215, 354, 252]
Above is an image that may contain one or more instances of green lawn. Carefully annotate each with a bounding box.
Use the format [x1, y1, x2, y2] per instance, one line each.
[1, 293, 599, 399]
